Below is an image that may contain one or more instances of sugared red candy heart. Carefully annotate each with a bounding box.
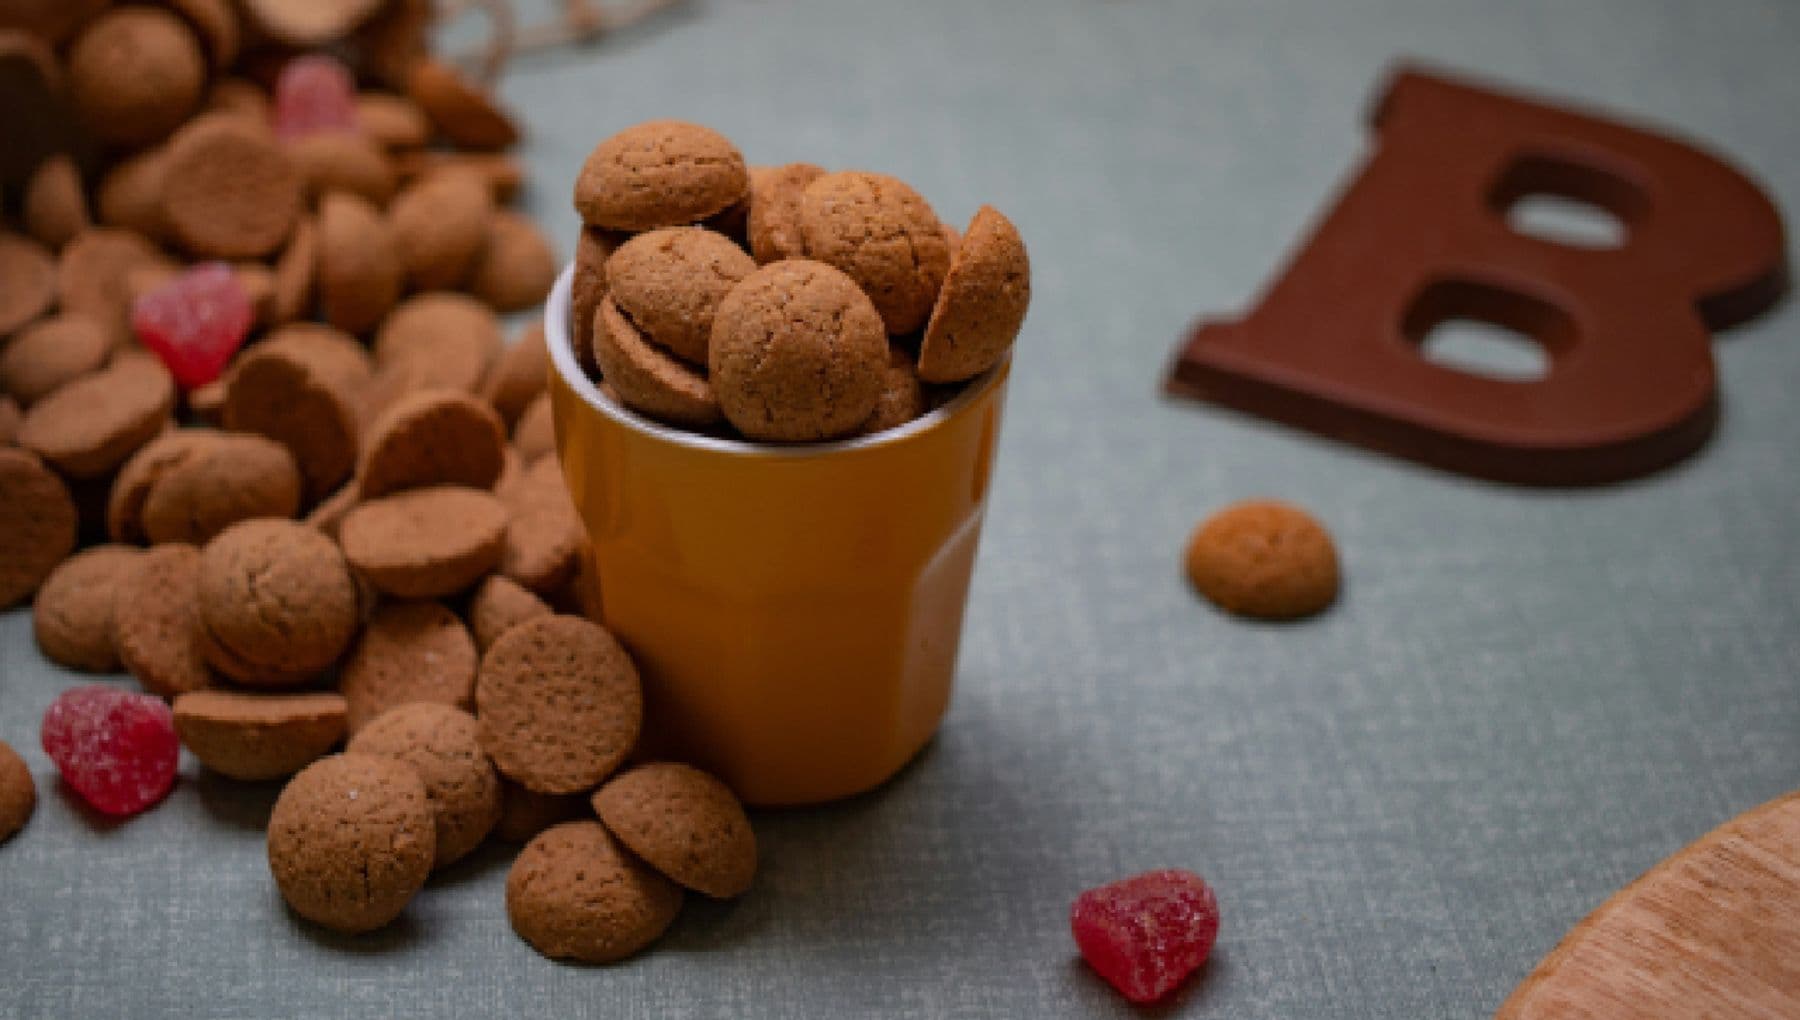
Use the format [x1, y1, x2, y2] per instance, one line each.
[132, 262, 254, 388]
[1071, 869, 1220, 1004]
[273, 54, 358, 139]
[41, 685, 179, 817]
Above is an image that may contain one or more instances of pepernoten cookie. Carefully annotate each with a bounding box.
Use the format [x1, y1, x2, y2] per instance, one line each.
[466, 575, 550, 651]
[0, 314, 109, 407]
[197, 519, 361, 685]
[339, 485, 508, 599]
[0, 740, 35, 844]
[746, 162, 825, 264]
[23, 155, 91, 251]
[476, 615, 642, 794]
[605, 227, 757, 365]
[65, 7, 205, 147]
[113, 543, 215, 698]
[495, 455, 584, 594]
[358, 390, 507, 499]
[0, 232, 56, 336]
[372, 292, 502, 396]
[348, 703, 502, 868]
[511, 395, 555, 463]
[316, 192, 402, 334]
[161, 114, 302, 259]
[593, 296, 722, 428]
[388, 168, 493, 291]
[222, 339, 364, 502]
[506, 820, 682, 963]
[709, 260, 887, 442]
[468, 211, 557, 313]
[267, 753, 435, 933]
[172, 690, 346, 781]
[798, 171, 951, 336]
[593, 763, 757, 900]
[1184, 500, 1340, 620]
[16, 356, 176, 478]
[480, 322, 549, 429]
[573, 120, 747, 232]
[917, 205, 1031, 384]
[339, 601, 479, 734]
[861, 344, 927, 434]
[569, 227, 621, 372]
[32, 545, 143, 672]
[0, 448, 77, 610]
[109, 430, 302, 545]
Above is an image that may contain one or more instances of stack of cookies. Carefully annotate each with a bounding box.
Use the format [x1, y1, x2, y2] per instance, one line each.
[570, 121, 1032, 442]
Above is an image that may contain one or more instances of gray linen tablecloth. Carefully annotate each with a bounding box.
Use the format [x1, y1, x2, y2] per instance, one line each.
[4, 0, 1798, 1016]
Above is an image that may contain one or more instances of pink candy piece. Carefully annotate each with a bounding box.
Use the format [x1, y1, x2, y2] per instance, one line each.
[41, 685, 180, 817]
[1071, 869, 1221, 1004]
[131, 262, 254, 389]
[273, 54, 358, 140]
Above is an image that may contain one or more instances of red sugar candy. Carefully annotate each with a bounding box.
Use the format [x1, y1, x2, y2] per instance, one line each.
[1071, 869, 1220, 1004]
[132, 262, 254, 389]
[273, 54, 358, 140]
[41, 685, 180, 817]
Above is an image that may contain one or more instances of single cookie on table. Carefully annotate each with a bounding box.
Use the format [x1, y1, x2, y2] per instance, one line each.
[569, 226, 622, 373]
[388, 168, 493, 292]
[574, 120, 747, 232]
[372, 292, 502, 395]
[466, 575, 551, 651]
[476, 615, 642, 795]
[606, 227, 758, 366]
[32, 545, 143, 672]
[223, 340, 363, 502]
[197, 519, 361, 686]
[1184, 500, 1340, 620]
[56, 228, 162, 343]
[113, 543, 215, 698]
[356, 92, 430, 150]
[480, 322, 549, 429]
[917, 205, 1031, 383]
[496, 455, 584, 594]
[495, 777, 587, 843]
[162, 114, 303, 259]
[267, 752, 435, 934]
[512, 394, 555, 463]
[0, 232, 56, 336]
[348, 703, 502, 868]
[284, 132, 396, 207]
[110, 431, 302, 545]
[0, 314, 110, 407]
[709, 259, 887, 442]
[23, 154, 90, 251]
[172, 690, 346, 781]
[339, 601, 479, 734]
[747, 162, 825, 264]
[861, 343, 927, 435]
[0, 740, 35, 844]
[593, 296, 722, 429]
[16, 356, 175, 479]
[593, 762, 757, 900]
[468, 210, 558, 313]
[271, 216, 317, 324]
[95, 148, 170, 241]
[506, 820, 683, 963]
[339, 485, 508, 599]
[65, 7, 205, 147]
[316, 191, 402, 334]
[404, 58, 520, 151]
[358, 389, 508, 499]
[798, 171, 951, 335]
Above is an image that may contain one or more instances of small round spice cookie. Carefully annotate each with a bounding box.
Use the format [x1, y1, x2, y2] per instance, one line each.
[197, 519, 361, 686]
[593, 296, 722, 428]
[96, 148, 170, 241]
[511, 394, 554, 463]
[0, 396, 20, 443]
[339, 485, 508, 599]
[477, 615, 642, 794]
[162, 115, 303, 259]
[348, 703, 502, 867]
[0, 0, 109, 44]
[339, 601, 479, 734]
[466, 575, 551, 651]
[495, 777, 586, 843]
[570, 226, 622, 373]
[372, 292, 503, 395]
[356, 92, 430, 150]
[109, 431, 214, 542]
[1184, 500, 1340, 620]
[480, 322, 549, 429]
[917, 205, 1031, 384]
[113, 543, 215, 698]
[317, 192, 402, 334]
[0, 232, 56, 336]
[23, 154, 90, 251]
[172, 690, 346, 781]
[165, 0, 240, 70]
[65, 7, 205, 147]
[0, 739, 34, 843]
[284, 132, 397, 207]
[798, 171, 951, 336]
[404, 58, 520, 151]
[394, 151, 523, 203]
[593, 762, 757, 899]
[263, 322, 375, 388]
[861, 343, 926, 435]
[709, 260, 887, 442]
[241, 0, 384, 46]
[202, 75, 270, 123]
[16, 356, 175, 479]
[271, 216, 317, 325]
[606, 227, 757, 366]
[55, 228, 162, 343]
[137, 433, 303, 545]
[358, 389, 508, 499]
[267, 752, 435, 934]
[496, 455, 583, 594]
[574, 120, 748, 232]
[506, 820, 683, 963]
[32, 545, 143, 672]
[468, 211, 558, 313]
[388, 168, 494, 292]
[747, 162, 825, 264]
[222, 341, 363, 502]
[0, 314, 111, 407]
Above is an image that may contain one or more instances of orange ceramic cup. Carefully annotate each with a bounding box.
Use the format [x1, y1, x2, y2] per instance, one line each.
[543, 267, 1010, 806]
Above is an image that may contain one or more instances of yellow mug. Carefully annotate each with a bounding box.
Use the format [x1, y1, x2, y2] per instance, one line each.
[543, 266, 1010, 806]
